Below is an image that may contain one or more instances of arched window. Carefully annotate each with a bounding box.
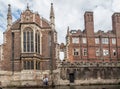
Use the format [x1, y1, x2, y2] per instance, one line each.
[23, 27, 34, 52]
[35, 30, 40, 53]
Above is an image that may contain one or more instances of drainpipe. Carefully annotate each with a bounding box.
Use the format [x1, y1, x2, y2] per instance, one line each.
[12, 32, 14, 75]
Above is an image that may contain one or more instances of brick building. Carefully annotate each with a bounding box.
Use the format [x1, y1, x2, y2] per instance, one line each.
[0, 3, 59, 71]
[64, 11, 120, 62]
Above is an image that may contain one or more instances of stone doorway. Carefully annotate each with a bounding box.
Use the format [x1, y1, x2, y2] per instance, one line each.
[69, 73, 74, 83]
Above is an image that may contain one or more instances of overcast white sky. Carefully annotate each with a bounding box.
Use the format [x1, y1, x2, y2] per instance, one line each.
[0, 0, 120, 45]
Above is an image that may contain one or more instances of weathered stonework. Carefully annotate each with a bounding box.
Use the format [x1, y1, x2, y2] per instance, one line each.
[0, 70, 51, 87]
[58, 61, 120, 85]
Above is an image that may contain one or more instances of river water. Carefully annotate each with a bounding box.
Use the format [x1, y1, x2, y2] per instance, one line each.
[3, 85, 120, 89]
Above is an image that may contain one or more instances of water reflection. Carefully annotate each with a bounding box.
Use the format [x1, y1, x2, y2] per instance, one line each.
[3, 85, 120, 89]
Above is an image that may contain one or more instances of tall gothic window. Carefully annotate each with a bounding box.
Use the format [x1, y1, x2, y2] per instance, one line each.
[35, 30, 40, 53]
[23, 27, 34, 52]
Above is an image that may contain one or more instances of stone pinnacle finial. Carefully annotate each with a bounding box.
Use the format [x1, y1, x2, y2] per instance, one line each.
[27, 3, 29, 10]
[51, 3, 53, 6]
[7, 4, 12, 28]
[50, 3, 55, 30]
[50, 3, 54, 18]
[7, 4, 11, 16]
[67, 26, 70, 35]
[8, 4, 11, 7]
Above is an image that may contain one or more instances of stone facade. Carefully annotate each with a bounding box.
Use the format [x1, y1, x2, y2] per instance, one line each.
[58, 61, 120, 85]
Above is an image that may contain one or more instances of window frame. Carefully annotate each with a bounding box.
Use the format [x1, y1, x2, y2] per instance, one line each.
[95, 38, 99, 44]
[35, 30, 40, 53]
[96, 48, 100, 56]
[113, 49, 116, 56]
[82, 37, 87, 44]
[72, 37, 79, 44]
[73, 48, 79, 56]
[102, 38, 109, 44]
[23, 27, 34, 53]
[83, 48, 87, 56]
[103, 49, 109, 56]
[112, 38, 116, 45]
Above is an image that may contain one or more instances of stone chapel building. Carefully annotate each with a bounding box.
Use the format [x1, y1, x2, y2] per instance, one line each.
[0, 3, 59, 71]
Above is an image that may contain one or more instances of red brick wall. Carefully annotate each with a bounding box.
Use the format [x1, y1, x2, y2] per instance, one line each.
[14, 32, 21, 60]
[2, 30, 12, 71]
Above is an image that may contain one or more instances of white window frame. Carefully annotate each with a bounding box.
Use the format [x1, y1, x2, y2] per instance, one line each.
[113, 49, 116, 56]
[72, 37, 79, 44]
[95, 38, 99, 44]
[102, 38, 109, 44]
[73, 48, 79, 56]
[96, 48, 100, 56]
[82, 37, 87, 44]
[112, 38, 116, 44]
[83, 48, 87, 56]
[103, 49, 109, 56]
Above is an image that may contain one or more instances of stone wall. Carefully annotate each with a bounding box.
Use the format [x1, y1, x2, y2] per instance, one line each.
[60, 67, 120, 80]
[0, 70, 51, 87]
[0, 62, 120, 87]
[58, 61, 120, 85]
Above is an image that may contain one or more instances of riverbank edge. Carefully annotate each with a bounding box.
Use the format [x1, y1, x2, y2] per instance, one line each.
[1, 82, 120, 88]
